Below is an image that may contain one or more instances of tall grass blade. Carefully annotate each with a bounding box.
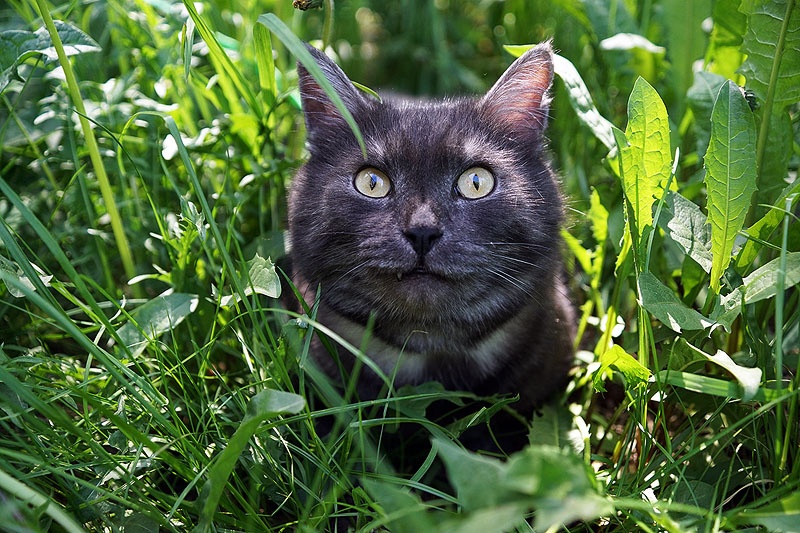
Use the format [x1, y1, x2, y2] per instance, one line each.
[257, 12, 367, 157]
[180, 0, 261, 118]
[33, 0, 137, 285]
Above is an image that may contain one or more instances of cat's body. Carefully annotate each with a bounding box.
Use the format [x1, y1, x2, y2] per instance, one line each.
[287, 43, 574, 417]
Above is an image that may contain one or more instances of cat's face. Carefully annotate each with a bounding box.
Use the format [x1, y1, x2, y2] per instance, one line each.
[288, 43, 563, 350]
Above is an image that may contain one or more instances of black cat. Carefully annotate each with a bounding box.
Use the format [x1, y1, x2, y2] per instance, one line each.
[287, 42, 574, 427]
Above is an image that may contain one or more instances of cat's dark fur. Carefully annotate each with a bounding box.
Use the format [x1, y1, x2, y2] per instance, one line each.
[287, 43, 574, 419]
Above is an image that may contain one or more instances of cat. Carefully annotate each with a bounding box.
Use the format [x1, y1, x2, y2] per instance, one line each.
[286, 42, 574, 428]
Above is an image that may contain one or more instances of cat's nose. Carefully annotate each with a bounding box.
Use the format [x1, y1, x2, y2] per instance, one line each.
[404, 226, 443, 257]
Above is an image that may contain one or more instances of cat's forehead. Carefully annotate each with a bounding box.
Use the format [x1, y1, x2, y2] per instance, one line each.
[361, 97, 517, 171]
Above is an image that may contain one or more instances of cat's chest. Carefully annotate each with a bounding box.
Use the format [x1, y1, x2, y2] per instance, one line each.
[316, 301, 523, 387]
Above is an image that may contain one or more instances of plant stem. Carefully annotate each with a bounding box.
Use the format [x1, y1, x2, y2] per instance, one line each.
[776, 194, 794, 476]
[322, 0, 334, 49]
[754, 0, 796, 181]
[34, 0, 138, 289]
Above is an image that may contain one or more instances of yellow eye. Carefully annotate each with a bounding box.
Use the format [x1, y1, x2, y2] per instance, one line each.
[354, 168, 391, 198]
[456, 167, 495, 199]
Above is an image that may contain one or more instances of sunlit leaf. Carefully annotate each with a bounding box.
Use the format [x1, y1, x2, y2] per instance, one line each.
[0, 20, 100, 92]
[600, 33, 666, 54]
[257, 13, 367, 157]
[594, 344, 652, 392]
[551, 53, 616, 150]
[739, 0, 800, 196]
[116, 293, 199, 358]
[618, 78, 672, 243]
[739, 0, 800, 112]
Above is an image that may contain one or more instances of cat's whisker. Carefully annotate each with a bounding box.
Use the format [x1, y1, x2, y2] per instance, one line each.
[329, 260, 371, 287]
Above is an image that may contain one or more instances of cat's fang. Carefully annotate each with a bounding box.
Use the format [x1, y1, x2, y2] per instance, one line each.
[396, 272, 403, 281]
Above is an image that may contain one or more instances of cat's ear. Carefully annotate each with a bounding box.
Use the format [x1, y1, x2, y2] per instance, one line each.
[297, 44, 365, 136]
[479, 41, 554, 133]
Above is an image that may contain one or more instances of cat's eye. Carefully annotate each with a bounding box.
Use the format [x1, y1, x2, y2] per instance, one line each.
[354, 168, 392, 198]
[456, 167, 495, 199]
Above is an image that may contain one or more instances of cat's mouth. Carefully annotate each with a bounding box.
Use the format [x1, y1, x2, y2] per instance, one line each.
[395, 266, 439, 281]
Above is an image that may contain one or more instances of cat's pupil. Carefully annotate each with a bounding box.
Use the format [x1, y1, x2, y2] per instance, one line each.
[369, 174, 379, 190]
[471, 174, 481, 190]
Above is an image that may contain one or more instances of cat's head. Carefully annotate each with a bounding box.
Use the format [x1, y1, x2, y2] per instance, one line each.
[288, 43, 563, 348]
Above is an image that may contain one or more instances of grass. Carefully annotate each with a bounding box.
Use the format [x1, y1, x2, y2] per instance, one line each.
[1, 0, 799, 531]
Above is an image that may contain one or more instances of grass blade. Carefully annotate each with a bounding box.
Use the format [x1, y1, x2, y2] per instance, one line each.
[33, 0, 137, 286]
[257, 12, 367, 158]
[195, 389, 305, 531]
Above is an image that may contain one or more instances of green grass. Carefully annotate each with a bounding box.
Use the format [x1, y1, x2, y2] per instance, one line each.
[1, 0, 799, 531]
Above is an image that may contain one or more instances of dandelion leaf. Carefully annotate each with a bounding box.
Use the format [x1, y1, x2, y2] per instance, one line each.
[704, 81, 757, 294]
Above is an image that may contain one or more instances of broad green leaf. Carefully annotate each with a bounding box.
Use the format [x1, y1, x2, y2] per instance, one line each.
[686, 71, 728, 156]
[0, 20, 100, 93]
[117, 293, 200, 358]
[528, 404, 584, 454]
[708, 0, 747, 81]
[217, 254, 281, 306]
[704, 80, 757, 294]
[435, 438, 611, 531]
[594, 344, 652, 392]
[257, 13, 367, 157]
[739, 0, 800, 112]
[433, 438, 511, 511]
[717, 252, 800, 328]
[735, 491, 800, 531]
[361, 479, 442, 533]
[658, 191, 713, 273]
[638, 272, 715, 332]
[619, 78, 672, 242]
[679, 342, 762, 400]
[196, 389, 305, 530]
[739, 0, 800, 197]
[736, 179, 800, 268]
[245, 254, 281, 298]
[439, 504, 528, 533]
[505, 446, 611, 530]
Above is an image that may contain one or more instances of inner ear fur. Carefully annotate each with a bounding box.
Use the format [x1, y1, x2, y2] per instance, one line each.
[479, 41, 554, 133]
[297, 45, 364, 134]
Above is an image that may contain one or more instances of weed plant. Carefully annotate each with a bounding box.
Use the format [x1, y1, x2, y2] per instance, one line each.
[0, 0, 798, 531]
